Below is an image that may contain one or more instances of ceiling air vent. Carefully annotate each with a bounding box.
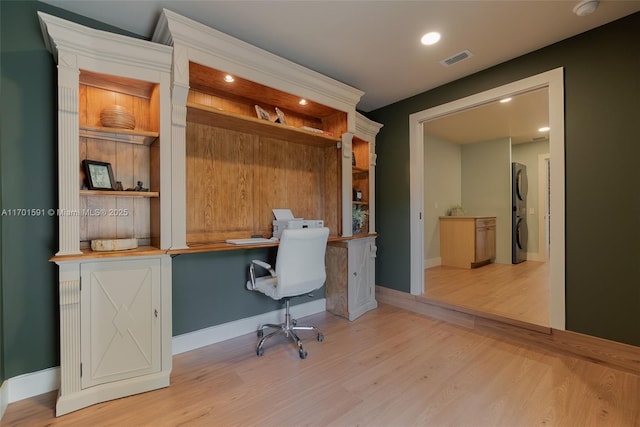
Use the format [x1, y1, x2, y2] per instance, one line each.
[440, 50, 473, 67]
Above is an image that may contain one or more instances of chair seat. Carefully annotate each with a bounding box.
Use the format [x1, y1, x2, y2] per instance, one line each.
[246, 276, 278, 299]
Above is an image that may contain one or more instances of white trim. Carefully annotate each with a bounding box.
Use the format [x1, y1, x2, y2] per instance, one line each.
[425, 257, 442, 269]
[172, 298, 326, 355]
[6, 367, 60, 404]
[538, 153, 551, 262]
[152, 9, 363, 118]
[526, 252, 545, 262]
[409, 68, 565, 330]
[0, 380, 8, 420]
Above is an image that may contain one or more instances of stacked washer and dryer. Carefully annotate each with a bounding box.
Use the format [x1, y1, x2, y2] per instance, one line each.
[512, 162, 528, 263]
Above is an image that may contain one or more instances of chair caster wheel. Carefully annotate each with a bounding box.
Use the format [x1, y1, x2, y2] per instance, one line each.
[299, 349, 307, 359]
[257, 347, 264, 357]
[317, 333, 324, 342]
[257, 329, 263, 338]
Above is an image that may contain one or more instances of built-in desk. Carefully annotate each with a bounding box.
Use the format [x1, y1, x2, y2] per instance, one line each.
[167, 235, 362, 255]
[167, 235, 378, 321]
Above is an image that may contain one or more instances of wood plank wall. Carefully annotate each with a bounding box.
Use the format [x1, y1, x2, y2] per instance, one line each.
[185, 121, 339, 243]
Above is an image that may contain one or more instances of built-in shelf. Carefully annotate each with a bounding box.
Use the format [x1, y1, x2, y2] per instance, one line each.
[80, 190, 160, 198]
[352, 167, 368, 175]
[353, 201, 369, 206]
[186, 102, 340, 147]
[80, 126, 159, 146]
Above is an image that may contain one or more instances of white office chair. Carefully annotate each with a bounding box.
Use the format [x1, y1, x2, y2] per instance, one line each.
[246, 227, 330, 359]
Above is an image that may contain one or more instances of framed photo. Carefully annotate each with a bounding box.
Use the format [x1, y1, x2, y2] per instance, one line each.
[254, 105, 271, 121]
[83, 160, 115, 190]
[275, 107, 287, 124]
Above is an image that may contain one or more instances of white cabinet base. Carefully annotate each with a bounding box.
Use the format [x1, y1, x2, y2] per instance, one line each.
[326, 236, 377, 321]
[55, 256, 172, 417]
[56, 371, 170, 416]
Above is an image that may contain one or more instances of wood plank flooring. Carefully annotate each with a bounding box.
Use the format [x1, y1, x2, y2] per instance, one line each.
[4, 303, 639, 426]
[424, 261, 550, 327]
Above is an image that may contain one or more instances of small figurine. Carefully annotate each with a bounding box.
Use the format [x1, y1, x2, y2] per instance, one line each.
[126, 181, 149, 192]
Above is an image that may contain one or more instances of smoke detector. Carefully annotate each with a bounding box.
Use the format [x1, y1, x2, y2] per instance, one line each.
[573, 0, 599, 17]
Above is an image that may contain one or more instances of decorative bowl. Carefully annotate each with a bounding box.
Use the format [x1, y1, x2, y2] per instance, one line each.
[100, 105, 135, 129]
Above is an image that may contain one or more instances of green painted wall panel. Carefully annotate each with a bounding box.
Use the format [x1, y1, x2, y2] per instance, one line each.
[172, 249, 324, 336]
[370, 12, 640, 346]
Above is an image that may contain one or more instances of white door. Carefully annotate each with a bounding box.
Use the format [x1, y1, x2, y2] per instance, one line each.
[81, 258, 161, 389]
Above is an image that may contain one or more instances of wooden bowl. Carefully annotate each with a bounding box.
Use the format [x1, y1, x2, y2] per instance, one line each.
[100, 105, 135, 129]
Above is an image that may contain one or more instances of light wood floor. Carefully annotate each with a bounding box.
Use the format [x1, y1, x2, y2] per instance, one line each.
[424, 261, 550, 327]
[5, 303, 639, 426]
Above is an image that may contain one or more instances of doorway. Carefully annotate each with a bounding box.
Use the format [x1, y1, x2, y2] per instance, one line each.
[408, 68, 566, 330]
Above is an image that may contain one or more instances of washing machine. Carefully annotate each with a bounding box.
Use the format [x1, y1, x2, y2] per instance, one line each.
[512, 162, 528, 263]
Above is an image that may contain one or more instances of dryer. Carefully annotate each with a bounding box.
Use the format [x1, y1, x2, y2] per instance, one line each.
[512, 162, 528, 263]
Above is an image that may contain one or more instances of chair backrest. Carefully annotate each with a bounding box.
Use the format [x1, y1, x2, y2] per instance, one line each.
[273, 227, 330, 299]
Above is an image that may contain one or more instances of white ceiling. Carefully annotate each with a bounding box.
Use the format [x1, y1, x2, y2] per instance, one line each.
[424, 88, 549, 145]
[39, 0, 640, 113]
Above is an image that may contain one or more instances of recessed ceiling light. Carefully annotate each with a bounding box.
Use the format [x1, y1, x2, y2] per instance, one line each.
[539, 126, 550, 132]
[421, 32, 441, 46]
[573, 0, 599, 17]
[224, 74, 234, 83]
[299, 99, 308, 106]
[500, 97, 512, 103]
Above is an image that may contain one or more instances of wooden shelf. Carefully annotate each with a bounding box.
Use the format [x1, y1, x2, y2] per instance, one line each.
[186, 102, 340, 147]
[80, 190, 160, 198]
[353, 201, 369, 206]
[50, 245, 165, 262]
[352, 166, 368, 175]
[80, 126, 159, 145]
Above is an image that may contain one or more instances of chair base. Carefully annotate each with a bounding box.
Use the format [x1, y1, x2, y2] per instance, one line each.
[256, 299, 323, 359]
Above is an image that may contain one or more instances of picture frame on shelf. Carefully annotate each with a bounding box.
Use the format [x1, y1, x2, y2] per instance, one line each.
[254, 105, 271, 121]
[275, 107, 287, 124]
[83, 159, 115, 190]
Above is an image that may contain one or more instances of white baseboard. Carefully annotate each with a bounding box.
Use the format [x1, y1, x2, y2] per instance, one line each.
[424, 257, 441, 269]
[526, 252, 545, 262]
[1, 380, 8, 420]
[7, 366, 59, 404]
[172, 298, 326, 355]
[0, 299, 326, 411]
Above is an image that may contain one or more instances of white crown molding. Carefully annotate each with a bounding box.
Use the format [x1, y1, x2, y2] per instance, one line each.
[355, 112, 384, 141]
[152, 9, 363, 113]
[38, 12, 172, 74]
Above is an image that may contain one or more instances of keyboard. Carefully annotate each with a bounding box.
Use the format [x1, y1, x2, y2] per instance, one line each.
[225, 237, 278, 245]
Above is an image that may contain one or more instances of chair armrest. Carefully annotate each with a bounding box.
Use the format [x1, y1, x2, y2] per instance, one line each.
[251, 259, 275, 275]
[248, 259, 275, 290]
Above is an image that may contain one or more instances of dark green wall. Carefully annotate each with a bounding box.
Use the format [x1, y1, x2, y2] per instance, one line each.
[370, 12, 640, 346]
[0, 1, 322, 380]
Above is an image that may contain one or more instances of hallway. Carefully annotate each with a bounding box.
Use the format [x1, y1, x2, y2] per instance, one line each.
[424, 261, 550, 327]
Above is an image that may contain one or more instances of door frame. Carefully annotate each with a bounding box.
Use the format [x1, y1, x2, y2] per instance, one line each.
[408, 67, 565, 330]
[537, 153, 551, 262]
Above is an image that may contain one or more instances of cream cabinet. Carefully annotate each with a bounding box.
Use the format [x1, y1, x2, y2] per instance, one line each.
[39, 12, 173, 416]
[326, 237, 378, 320]
[80, 258, 164, 389]
[439, 216, 496, 269]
